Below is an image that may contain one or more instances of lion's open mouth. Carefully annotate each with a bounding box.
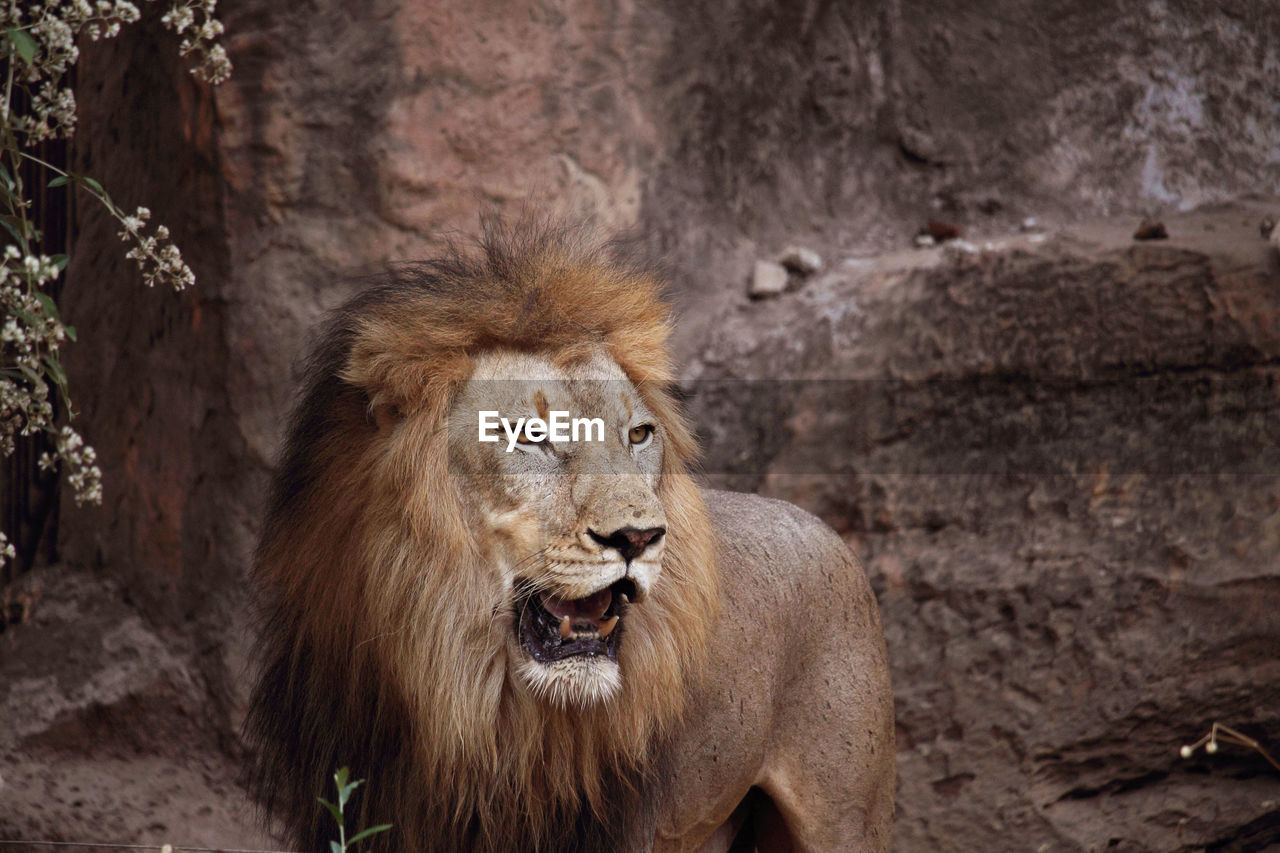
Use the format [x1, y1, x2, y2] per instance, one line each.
[515, 578, 635, 663]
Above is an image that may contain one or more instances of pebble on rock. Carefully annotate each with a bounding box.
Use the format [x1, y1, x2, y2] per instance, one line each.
[1133, 218, 1169, 240]
[749, 260, 789, 298]
[778, 245, 823, 276]
[922, 220, 962, 242]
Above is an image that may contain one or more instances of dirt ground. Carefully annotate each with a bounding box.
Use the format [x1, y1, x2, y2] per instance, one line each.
[0, 565, 277, 852]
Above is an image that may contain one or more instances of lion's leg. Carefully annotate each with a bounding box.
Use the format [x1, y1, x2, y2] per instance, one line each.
[723, 787, 796, 853]
[654, 789, 788, 853]
[753, 610, 896, 850]
[754, 732, 895, 853]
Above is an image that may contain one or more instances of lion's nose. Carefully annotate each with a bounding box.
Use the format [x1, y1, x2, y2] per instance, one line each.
[587, 525, 666, 562]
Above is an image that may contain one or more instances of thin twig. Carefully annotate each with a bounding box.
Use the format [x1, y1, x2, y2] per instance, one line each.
[1180, 721, 1280, 772]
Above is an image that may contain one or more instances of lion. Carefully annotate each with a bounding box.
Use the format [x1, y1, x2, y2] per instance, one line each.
[245, 222, 895, 852]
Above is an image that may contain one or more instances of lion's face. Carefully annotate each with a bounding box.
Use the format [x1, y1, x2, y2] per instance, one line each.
[448, 347, 668, 706]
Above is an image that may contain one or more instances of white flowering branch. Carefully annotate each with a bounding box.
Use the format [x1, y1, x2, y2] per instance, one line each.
[0, 0, 230, 572]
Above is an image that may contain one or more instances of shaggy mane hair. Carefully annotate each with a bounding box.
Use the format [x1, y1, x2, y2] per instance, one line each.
[245, 222, 719, 852]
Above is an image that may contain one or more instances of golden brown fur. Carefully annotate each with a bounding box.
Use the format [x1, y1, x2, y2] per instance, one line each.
[245, 223, 718, 851]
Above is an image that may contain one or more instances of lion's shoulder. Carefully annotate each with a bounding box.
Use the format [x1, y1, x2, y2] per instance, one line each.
[701, 488, 873, 625]
[703, 488, 854, 567]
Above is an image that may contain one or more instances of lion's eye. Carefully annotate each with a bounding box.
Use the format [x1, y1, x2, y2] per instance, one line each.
[628, 424, 654, 447]
[515, 430, 533, 444]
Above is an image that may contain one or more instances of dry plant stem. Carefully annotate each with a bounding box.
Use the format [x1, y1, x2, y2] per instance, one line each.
[18, 149, 194, 290]
[1181, 722, 1280, 772]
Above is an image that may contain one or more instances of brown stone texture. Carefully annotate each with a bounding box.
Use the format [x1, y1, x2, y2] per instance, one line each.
[3, 0, 1280, 849]
[684, 204, 1280, 850]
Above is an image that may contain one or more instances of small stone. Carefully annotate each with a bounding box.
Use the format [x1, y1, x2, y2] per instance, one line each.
[778, 245, 823, 275]
[1019, 217, 1041, 233]
[923, 220, 962, 242]
[913, 234, 936, 248]
[748, 260, 789, 298]
[1133, 218, 1168, 240]
[1259, 216, 1275, 239]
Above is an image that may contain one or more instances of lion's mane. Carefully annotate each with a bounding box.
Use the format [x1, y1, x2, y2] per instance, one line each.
[245, 223, 718, 852]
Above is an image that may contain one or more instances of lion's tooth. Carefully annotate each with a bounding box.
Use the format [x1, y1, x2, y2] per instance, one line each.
[559, 615, 572, 639]
[598, 615, 619, 638]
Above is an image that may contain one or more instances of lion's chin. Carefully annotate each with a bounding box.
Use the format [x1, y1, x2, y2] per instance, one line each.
[516, 656, 622, 707]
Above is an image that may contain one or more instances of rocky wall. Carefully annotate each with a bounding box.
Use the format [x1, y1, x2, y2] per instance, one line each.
[684, 203, 1280, 850]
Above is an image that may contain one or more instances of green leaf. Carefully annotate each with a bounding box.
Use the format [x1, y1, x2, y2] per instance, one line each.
[317, 797, 343, 825]
[338, 777, 363, 810]
[34, 292, 60, 321]
[80, 176, 105, 196]
[42, 354, 64, 381]
[18, 364, 42, 389]
[1, 214, 30, 241]
[0, 219, 25, 245]
[329, 842, 343, 853]
[5, 28, 36, 66]
[42, 355, 67, 393]
[333, 767, 350, 790]
[49, 254, 68, 271]
[47, 176, 71, 188]
[347, 824, 392, 846]
[62, 324, 76, 342]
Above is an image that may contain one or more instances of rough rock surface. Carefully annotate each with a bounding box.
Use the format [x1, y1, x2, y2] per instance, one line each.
[684, 201, 1280, 851]
[53, 0, 1280, 638]
[56, 0, 1280, 614]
